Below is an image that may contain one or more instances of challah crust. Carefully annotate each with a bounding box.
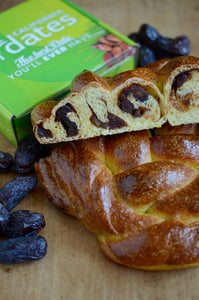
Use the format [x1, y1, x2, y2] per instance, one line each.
[35, 123, 199, 270]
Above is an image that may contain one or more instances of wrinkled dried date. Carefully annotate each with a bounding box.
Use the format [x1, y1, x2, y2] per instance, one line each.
[138, 24, 159, 46]
[0, 235, 47, 264]
[128, 24, 191, 67]
[0, 151, 13, 173]
[0, 202, 10, 229]
[128, 32, 142, 44]
[155, 36, 173, 52]
[0, 176, 38, 211]
[13, 135, 48, 174]
[0, 141, 47, 264]
[157, 35, 191, 56]
[138, 44, 157, 67]
[2, 210, 45, 238]
[171, 36, 191, 56]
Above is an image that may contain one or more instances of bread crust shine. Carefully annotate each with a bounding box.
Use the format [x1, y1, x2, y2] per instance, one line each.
[35, 123, 199, 270]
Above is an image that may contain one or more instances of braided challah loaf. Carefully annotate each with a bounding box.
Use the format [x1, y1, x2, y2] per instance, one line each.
[35, 122, 199, 270]
[31, 56, 199, 144]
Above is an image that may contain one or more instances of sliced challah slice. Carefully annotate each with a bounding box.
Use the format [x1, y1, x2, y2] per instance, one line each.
[35, 124, 199, 270]
[31, 68, 165, 144]
[148, 55, 199, 126]
[31, 56, 199, 144]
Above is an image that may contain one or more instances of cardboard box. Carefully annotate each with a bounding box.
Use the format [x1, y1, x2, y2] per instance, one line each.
[0, 0, 138, 146]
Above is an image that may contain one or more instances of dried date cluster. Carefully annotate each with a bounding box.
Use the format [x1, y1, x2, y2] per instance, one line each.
[0, 135, 49, 264]
[0, 135, 48, 174]
[128, 24, 191, 67]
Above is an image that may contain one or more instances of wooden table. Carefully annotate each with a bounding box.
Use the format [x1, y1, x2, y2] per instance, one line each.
[0, 1, 199, 299]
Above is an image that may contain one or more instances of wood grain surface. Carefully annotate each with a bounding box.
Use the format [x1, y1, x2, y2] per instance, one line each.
[0, 1, 199, 299]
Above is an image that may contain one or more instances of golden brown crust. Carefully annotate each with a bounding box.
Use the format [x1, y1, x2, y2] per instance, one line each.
[150, 134, 199, 165]
[35, 131, 160, 235]
[157, 55, 199, 78]
[110, 67, 159, 90]
[99, 220, 199, 270]
[148, 56, 199, 89]
[114, 161, 196, 209]
[146, 58, 170, 74]
[148, 176, 199, 222]
[153, 121, 199, 136]
[70, 70, 111, 93]
[31, 100, 57, 127]
[104, 130, 151, 174]
[35, 123, 199, 270]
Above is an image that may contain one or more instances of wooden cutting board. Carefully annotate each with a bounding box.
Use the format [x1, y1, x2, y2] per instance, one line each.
[0, 1, 199, 299]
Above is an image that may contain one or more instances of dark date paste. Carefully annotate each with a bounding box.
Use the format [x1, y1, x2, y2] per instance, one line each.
[118, 84, 149, 117]
[90, 111, 127, 129]
[55, 103, 78, 137]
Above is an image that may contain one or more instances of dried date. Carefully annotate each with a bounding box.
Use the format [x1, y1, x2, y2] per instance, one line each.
[0, 151, 13, 173]
[169, 35, 191, 56]
[128, 32, 142, 44]
[0, 202, 10, 229]
[0, 235, 47, 264]
[0, 176, 38, 211]
[0, 137, 48, 264]
[2, 210, 45, 238]
[128, 24, 191, 67]
[138, 24, 159, 46]
[13, 135, 47, 174]
[156, 35, 191, 56]
[138, 44, 157, 66]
